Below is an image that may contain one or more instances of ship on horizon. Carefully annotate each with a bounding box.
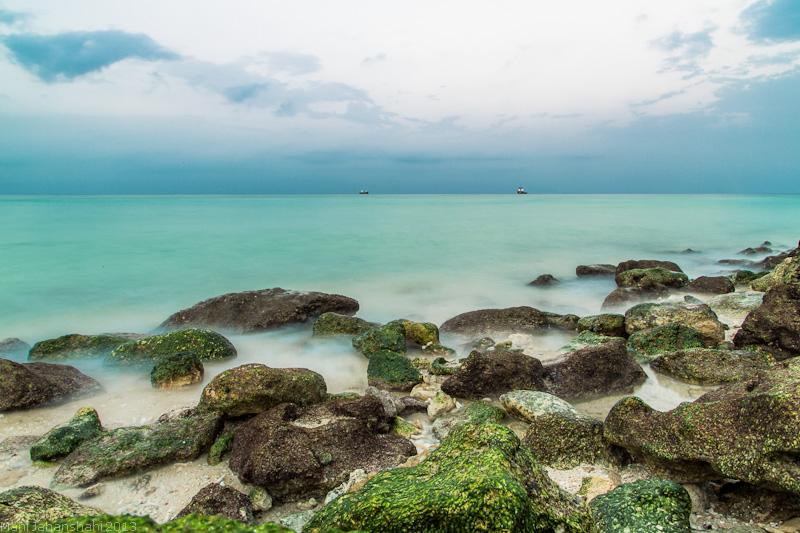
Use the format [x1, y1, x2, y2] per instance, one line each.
[517, 187, 528, 194]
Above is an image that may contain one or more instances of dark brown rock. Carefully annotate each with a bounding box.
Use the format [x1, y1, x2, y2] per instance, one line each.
[160, 288, 359, 333]
[174, 483, 254, 524]
[228, 396, 416, 501]
[528, 274, 560, 286]
[440, 348, 546, 400]
[733, 284, 800, 361]
[601, 285, 669, 311]
[615, 260, 683, 276]
[545, 339, 646, 400]
[0, 359, 102, 412]
[683, 276, 735, 294]
[440, 306, 550, 336]
[576, 264, 616, 277]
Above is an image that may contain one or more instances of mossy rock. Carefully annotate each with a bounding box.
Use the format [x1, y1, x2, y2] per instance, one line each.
[430, 356, 460, 375]
[624, 302, 725, 347]
[208, 430, 236, 466]
[399, 319, 439, 346]
[150, 352, 204, 390]
[626, 324, 705, 361]
[431, 398, 507, 440]
[650, 348, 776, 384]
[28, 333, 140, 362]
[312, 313, 379, 336]
[389, 416, 421, 437]
[352, 321, 406, 358]
[422, 342, 457, 357]
[105, 329, 236, 368]
[576, 314, 626, 338]
[39, 514, 312, 532]
[751, 256, 800, 291]
[30, 407, 105, 462]
[589, 479, 691, 533]
[615, 267, 689, 289]
[559, 331, 626, 353]
[366, 350, 422, 391]
[0, 486, 100, 525]
[500, 390, 580, 423]
[733, 270, 768, 285]
[304, 423, 595, 533]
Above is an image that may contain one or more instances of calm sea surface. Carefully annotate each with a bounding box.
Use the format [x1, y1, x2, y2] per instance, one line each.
[1, 194, 799, 414]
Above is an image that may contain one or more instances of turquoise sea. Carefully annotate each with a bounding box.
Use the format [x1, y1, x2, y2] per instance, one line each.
[1, 194, 799, 413]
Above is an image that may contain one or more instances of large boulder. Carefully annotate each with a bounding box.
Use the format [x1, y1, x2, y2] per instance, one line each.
[500, 390, 580, 423]
[29, 407, 105, 462]
[624, 302, 725, 347]
[228, 396, 416, 501]
[589, 479, 692, 533]
[160, 288, 359, 333]
[440, 306, 550, 336]
[649, 348, 775, 384]
[615, 259, 683, 275]
[615, 267, 688, 289]
[353, 321, 406, 357]
[304, 423, 596, 533]
[604, 357, 800, 493]
[52, 411, 223, 487]
[367, 350, 422, 391]
[197, 363, 327, 418]
[312, 312, 378, 336]
[0, 486, 100, 525]
[0, 359, 102, 412]
[576, 314, 626, 338]
[733, 284, 800, 361]
[751, 256, 800, 292]
[706, 290, 764, 316]
[430, 400, 506, 440]
[105, 329, 236, 367]
[625, 324, 705, 361]
[150, 352, 204, 390]
[28, 333, 144, 362]
[683, 276, 735, 294]
[174, 483, 254, 524]
[440, 349, 546, 400]
[545, 340, 646, 401]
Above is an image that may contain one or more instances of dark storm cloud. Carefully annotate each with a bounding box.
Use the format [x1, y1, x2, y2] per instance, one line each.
[1, 30, 180, 82]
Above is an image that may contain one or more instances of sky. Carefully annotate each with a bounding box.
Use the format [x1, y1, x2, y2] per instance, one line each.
[0, 1, 799, 194]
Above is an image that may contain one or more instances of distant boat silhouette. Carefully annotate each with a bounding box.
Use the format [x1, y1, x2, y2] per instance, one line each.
[359, 190, 369, 194]
[517, 187, 528, 194]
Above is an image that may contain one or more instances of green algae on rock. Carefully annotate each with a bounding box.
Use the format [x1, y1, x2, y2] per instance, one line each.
[197, 363, 327, 418]
[150, 352, 204, 390]
[751, 256, 800, 291]
[431, 400, 507, 439]
[312, 312, 379, 336]
[624, 302, 725, 347]
[0, 486, 100, 525]
[559, 331, 626, 353]
[208, 429, 236, 466]
[104, 328, 236, 367]
[649, 347, 775, 384]
[39, 514, 302, 532]
[615, 267, 689, 289]
[576, 314, 626, 338]
[500, 390, 581, 423]
[626, 324, 705, 361]
[366, 350, 422, 391]
[29, 407, 105, 462]
[398, 319, 440, 346]
[352, 321, 406, 357]
[304, 423, 596, 533]
[28, 333, 141, 362]
[589, 479, 691, 533]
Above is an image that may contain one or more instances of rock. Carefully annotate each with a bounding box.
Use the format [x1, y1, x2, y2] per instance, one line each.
[367, 350, 422, 391]
[248, 487, 273, 512]
[52, 411, 222, 487]
[624, 302, 725, 347]
[160, 287, 360, 333]
[604, 358, 800, 492]
[733, 284, 800, 361]
[197, 363, 327, 418]
[174, 483, 254, 524]
[43, 515, 294, 532]
[559, 331, 626, 353]
[543, 312, 581, 330]
[389, 416, 421, 437]
[589, 479, 692, 533]
[150, 352, 204, 390]
[706, 290, 764, 315]
[399, 320, 439, 346]
[733, 270, 769, 285]
[545, 340, 646, 400]
[430, 356, 461, 375]
[576, 264, 616, 277]
[0, 338, 30, 356]
[105, 329, 236, 368]
[762, 251, 792, 270]
[576, 314, 626, 338]
[601, 284, 670, 311]
[616, 259, 683, 275]
[364, 386, 407, 418]
[228, 396, 416, 501]
[684, 276, 735, 294]
[353, 321, 406, 357]
[499, 390, 580, 423]
[650, 348, 776, 384]
[440, 306, 551, 336]
[207, 430, 235, 466]
[714, 481, 800, 523]
[426, 390, 456, 419]
[430, 400, 505, 440]
[440, 349, 546, 400]
[312, 312, 378, 336]
[626, 324, 706, 361]
[0, 486, 100, 525]
[303, 423, 595, 533]
[0, 359, 102, 412]
[28, 333, 143, 362]
[422, 342, 457, 356]
[615, 267, 689, 289]
[528, 274, 560, 286]
[751, 256, 800, 291]
[30, 407, 105, 462]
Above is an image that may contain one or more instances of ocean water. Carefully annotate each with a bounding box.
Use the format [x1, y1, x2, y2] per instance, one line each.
[1, 194, 799, 423]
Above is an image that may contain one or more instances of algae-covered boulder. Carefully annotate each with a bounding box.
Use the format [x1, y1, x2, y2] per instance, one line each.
[160, 287, 360, 333]
[615, 260, 683, 275]
[733, 270, 769, 286]
[559, 331, 626, 353]
[751, 256, 800, 291]
[174, 483, 254, 524]
[576, 314, 626, 338]
[150, 352, 204, 390]
[683, 276, 735, 294]
[28, 333, 143, 362]
[500, 390, 580, 423]
[305, 423, 596, 533]
[650, 348, 775, 384]
[0, 359, 102, 412]
[604, 357, 800, 492]
[352, 321, 406, 357]
[589, 479, 692, 533]
[430, 400, 506, 439]
[399, 319, 439, 346]
[366, 350, 422, 391]
[440, 349, 546, 400]
[615, 267, 688, 289]
[228, 396, 416, 501]
[52, 411, 223, 487]
[105, 329, 236, 367]
[545, 340, 646, 401]
[626, 324, 705, 361]
[197, 363, 327, 418]
[624, 302, 725, 347]
[0, 486, 100, 525]
[312, 312, 379, 336]
[30, 407, 104, 462]
[733, 284, 800, 361]
[440, 306, 551, 336]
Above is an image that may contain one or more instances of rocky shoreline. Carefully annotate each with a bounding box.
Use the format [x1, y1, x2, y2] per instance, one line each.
[1, 240, 800, 532]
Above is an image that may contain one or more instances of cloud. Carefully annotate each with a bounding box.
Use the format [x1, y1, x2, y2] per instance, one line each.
[653, 30, 715, 56]
[1, 30, 180, 82]
[261, 51, 321, 75]
[362, 53, 386, 65]
[742, 0, 800, 43]
[0, 7, 27, 26]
